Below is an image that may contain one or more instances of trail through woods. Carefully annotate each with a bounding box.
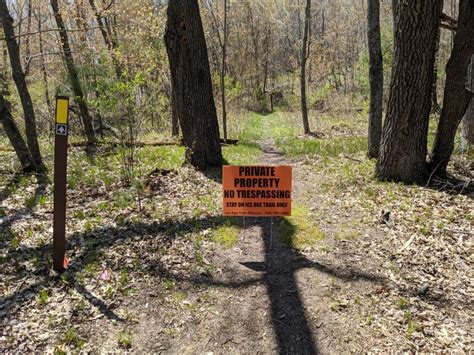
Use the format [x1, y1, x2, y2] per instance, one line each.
[114, 139, 386, 353]
[0, 114, 472, 352]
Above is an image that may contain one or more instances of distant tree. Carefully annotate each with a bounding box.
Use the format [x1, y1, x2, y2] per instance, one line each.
[376, 0, 443, 183]
[51, 0, 96, 147]
[0, 0, 43, 171]
[300, 0, 312, 135]
[367, 0, 383, 158]
[164, 0, 222, 169]
[220, 0, 228, 142]
[88, 0, 123, 79]
[430, 0, 474, 176]
[206, 0, 229, 141]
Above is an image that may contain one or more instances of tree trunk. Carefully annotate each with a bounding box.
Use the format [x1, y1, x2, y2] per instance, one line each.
[50, 0, 96, 145]
[463, 56, 474, 147]
[23, 0, 32, 76]
[367, 0, 383, 159]
[0, 95, 34, 172]
[88, 0, 123, 79]
[0, 50, 33, 171]
[0, 0, 43, 171]
[300, 0, 311, 135]
[429, 0, 474, 176]
[164, 0, 222, 170]
[38, 6, 52, 116]
[220, 0, 228, 142]
[376, 0, 443, 183]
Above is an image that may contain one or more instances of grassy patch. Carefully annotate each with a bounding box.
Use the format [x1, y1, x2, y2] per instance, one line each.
[117, 330, 133, 349]
[233, 112, 266, 142]
[212, 220, 240, 248]
[276, 136, 367, 158]
[64, 328, 85, 349]
[277, 204, 324, 250]
[223, 143, 261, 165]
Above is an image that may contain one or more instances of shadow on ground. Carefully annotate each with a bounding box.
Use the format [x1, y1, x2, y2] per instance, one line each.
[1, 166, 464, 353]
[2, 209, 445, 353]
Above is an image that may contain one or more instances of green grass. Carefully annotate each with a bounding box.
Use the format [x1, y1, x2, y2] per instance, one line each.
[117, 330, 133, 349]
[277, 204, 324, 250]
[64, 328, 85, 349]
[37, 288, 49, 306]
[223, 143, 261, 165]
[212, 221, 240, 248]
[232, 112, 267, 142]
[276, 136, 367, 158]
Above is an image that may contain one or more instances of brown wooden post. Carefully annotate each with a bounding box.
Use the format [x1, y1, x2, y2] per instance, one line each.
[53, 96, 69, 272]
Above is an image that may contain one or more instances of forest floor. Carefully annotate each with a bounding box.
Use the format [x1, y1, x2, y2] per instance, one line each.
[0, 110, 473, 353]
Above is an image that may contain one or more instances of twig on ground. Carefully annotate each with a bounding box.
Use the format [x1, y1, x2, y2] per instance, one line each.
[343, 155, 363, 163]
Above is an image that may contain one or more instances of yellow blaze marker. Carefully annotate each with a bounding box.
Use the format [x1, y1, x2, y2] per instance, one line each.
[56, 97, 69, 124]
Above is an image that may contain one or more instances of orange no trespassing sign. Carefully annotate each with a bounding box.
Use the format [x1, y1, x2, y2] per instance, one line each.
[223, 165, 292, 216]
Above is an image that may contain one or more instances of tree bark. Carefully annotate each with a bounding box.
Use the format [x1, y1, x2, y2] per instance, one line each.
[367, 0, 383, 158]
[463, 56, 474, 147]
[300, 0, 311, 135]
[164, 0, 222, 169]
[376, 0, 443, 183]
[0, 0, 43, 171]
[50, 0, 96, 145]
[429, 0, 474, 176]
[171, 97, 180, 137]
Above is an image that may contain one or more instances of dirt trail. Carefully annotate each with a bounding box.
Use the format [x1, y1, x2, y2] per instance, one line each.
[128, 139, 383, 354]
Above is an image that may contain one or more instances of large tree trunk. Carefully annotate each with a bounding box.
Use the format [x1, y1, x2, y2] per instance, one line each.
[367, 0, 383, 158]
[0, 0, 43, 171]
[50, 0, 96, 146]
[463, 57, 474, 147]
[300, 0, 311, 135]
[429, 0, 474, 176]
[164, 0, 222, 170]
[376, 0, 442, 183]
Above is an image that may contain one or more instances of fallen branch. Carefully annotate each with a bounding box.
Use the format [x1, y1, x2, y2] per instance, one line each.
[343, 155, 363, 163]
[444, 229, 473, 236]
[69, 140, 181, 148]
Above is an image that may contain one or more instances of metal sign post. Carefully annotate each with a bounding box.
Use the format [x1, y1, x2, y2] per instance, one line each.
[53, 96, 70, 272]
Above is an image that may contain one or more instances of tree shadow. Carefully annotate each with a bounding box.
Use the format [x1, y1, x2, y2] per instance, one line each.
[243, 217, 317, 354]
[426, 175, 474, 199]
[0, 213, 454, 352]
